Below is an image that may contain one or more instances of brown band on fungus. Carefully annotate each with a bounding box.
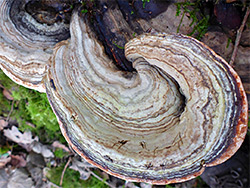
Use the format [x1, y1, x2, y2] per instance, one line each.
[44, 10, 247, 184]
[1, 1, 246, 184]
[0, 0, 75, 92]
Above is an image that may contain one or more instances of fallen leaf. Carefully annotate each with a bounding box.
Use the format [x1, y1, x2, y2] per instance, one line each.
[140, 182, 152, 188]
[31, 141, 54, 158]
[72, 166, 91, 181]
[10, 155, 27, 168]
[26, 152, 47, 187]
[71, 156, 96, 169]
[26, 163, 44, 187]
[3, 126, 38, 151]
[124, 181, 140, 188]
[0, 169, 8, 188]
[8, 168, 34, 188]
[69, 156, 95, 180]
[26, 152, 46, 168]
[0, 168, 34, 188]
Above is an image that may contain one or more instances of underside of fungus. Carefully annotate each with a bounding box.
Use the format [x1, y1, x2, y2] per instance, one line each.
[0, 0, 71, 92]
[44, 11, 248, 184]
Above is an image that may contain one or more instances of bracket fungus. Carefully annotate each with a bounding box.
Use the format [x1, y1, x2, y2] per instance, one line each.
[0, 0, 71, 92]
[44, 11, 248, 184]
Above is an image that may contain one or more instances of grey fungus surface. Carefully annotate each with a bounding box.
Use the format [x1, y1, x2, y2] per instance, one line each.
[45, 12, 248, 184]
[0, 1, 247, 184]
[0, 0, 70, 92]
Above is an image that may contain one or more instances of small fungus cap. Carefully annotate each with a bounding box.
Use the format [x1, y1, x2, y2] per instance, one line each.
[0, 0, 70, 92]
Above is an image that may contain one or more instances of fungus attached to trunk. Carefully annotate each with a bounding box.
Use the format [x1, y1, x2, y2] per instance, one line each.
[45, 11, 248, 184]
[0, 0, 71, 92]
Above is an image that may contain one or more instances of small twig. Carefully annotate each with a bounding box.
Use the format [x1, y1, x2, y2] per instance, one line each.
[25, 121, 36, 128]
[47, 181, 62, 188]
[89, 171, 115, 188]
[229, 7, 250, 66]
[60, 156, 72, 186]
[6, 100, 14, 122]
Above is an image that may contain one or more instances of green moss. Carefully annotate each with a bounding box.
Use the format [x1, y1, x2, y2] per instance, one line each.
[112, 41, 125, 50]
[54, 148, 68, 159]
[0, 146, 11, 155]
[165, 184, 174, 188]
[0, 71, 18, 90]
[226, 38, 232, 48]
[47, 164, 109, 188]
[142, 0, 150, 8]
[81, 9, 88, 13]
[195, 176, 209, 187]
[0, 70, 65, 143]
[175, 0, 209, 40]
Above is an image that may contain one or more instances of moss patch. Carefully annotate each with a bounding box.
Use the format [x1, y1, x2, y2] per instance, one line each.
[0, 70, 65, 143]
[47, 164, 109, 188]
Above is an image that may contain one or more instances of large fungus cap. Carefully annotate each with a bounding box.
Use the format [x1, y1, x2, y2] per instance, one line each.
[45, 12, 248, 184]
[0, 0, 71, 92]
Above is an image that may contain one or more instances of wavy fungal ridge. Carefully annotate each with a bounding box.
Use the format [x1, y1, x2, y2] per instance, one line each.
[44, 12, 247, 184]
[0, 0, 70, 92]
[0, 1, 247, 184]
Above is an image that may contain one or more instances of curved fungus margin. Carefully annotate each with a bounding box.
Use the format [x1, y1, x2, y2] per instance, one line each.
[0, 0, 71, 92]
[44, 12, 248, 184]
